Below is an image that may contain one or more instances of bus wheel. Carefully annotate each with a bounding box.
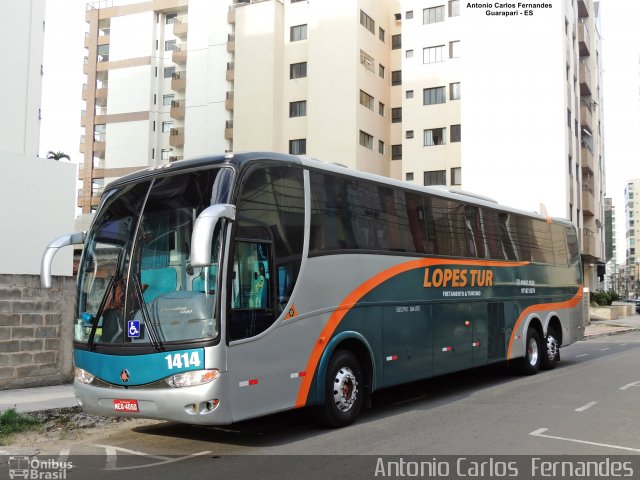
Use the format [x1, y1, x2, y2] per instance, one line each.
[541, 327, 560, 370]
[313, 350, 364, 428]
[516, 327, 542, 375]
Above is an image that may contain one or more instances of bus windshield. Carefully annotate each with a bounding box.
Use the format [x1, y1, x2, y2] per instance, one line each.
[76, 168, 223, 346]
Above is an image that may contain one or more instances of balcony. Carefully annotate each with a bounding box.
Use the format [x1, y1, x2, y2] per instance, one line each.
[169, 127, 185, 147]
[580, 101, 593, 132]
[169, 155, 183, 162]
[582, 185, 595, 216]
[227, 34, 235, 53]
[582, 229, 596, 257]
[171, 71, 186, 91]
[225, 120, 233, 140]
[170, 99, 185, 119]
[228, 6, 235, 23]
[226, 62, 235, 81]
[577, 0, 589, 18]
[172, 43, 188, 64]
[581, 146, 594, 173]
[579, 62, 591, 96]
[578, 23, 590, 57]
[225, 91, 234, 110]
[77, 189, 102, 208]
[93, 141, 106, 157]
[173, 17, 188, 38]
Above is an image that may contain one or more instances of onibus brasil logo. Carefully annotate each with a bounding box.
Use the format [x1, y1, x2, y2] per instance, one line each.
[8, 456, 73, 479]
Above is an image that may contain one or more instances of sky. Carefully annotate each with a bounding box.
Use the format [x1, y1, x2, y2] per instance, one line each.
[39, 0, 640, 264]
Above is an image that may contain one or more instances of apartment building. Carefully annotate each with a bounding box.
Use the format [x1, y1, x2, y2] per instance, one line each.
[79, 0, 606, 286]
[624, 180, 640, 297]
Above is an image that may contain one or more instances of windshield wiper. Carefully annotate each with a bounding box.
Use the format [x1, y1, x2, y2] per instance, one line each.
[132, 275, 164, 351]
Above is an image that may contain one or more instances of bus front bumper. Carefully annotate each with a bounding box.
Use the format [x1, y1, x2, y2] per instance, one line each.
[73, 372, 233, 425]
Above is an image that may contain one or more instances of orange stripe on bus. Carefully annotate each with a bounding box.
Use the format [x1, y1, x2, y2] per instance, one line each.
[294, 257, 529, 408]
[506, 286, 583, 360]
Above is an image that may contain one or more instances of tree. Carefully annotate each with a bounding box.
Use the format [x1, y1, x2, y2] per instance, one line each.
[47, 151, 70, 161]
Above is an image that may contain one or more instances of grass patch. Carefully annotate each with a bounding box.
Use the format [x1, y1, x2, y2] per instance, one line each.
[0, 408, 42, 444]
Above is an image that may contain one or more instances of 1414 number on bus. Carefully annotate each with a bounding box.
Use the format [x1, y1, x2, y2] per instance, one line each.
[164, 352, 202, 370]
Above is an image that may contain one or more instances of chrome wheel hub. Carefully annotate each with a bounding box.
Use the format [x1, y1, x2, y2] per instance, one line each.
[527, 337, 539, 366]
[333, 367, 358, 412]
[546, 335, 559, 361]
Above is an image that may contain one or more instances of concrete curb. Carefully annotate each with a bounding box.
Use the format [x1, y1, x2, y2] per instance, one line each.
[584, 327, 640, 340]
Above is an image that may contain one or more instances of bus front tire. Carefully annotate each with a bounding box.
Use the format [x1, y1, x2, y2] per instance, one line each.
[516, 327, 542, 375]
[541, 327, 560, 370]
[313, 350, 364, 428]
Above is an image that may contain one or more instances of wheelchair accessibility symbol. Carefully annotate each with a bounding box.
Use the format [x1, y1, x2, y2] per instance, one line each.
[127, 320, 141, 338]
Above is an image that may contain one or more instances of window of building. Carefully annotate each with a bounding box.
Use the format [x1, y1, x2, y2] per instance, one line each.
[424, 170, 446, 186]
[392, 107, 402, 123]
[449, 0, 460, 16]
[406, 172, 414, 181]
[449, 40, 460, 58]
[290, 24, 307, 41]
[406, 49, 414, 58]
[406, 10, 413, 19]
[424, 128, 446, 146]
[378, 140, 384, 155]
[424, 86, 446, 105]
[392, 144, 402, 160]
[290, 62, 307, 79]
[360, 90, 374, 110]
[406, 130, 414, 139]
[162, 94, 174, 106]
[360, 10, 375, 34]
[289, 100, 307, 117]
[360, 50, 375, 72]
[165, 39, 176, 51]
[450, 82, 460, 100]
[406, 90, 414, 99]
[166, 13, 177, 24]
[392, 34, 402, 50]
[378, 102, 385, 116]
[451, 167, 461, 185]
[164, 66, 175, 78]
[162, 121, 173, 133]
[359, 130, 373, 150]
[391, 70, 402, 86]
[423, 45, 445, 64]
[423, 5, 445, 24]
[161, 148, 172, 160]
[379, 27, 385, 42]
[379, 64, 385, 78]
[450, 124, 461, 142]
[289, 138, 306, 155]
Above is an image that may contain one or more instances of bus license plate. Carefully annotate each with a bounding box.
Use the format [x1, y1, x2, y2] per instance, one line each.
[113, 399, 138, 412]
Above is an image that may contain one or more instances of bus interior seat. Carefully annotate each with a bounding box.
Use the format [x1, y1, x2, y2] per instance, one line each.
[150, 290, 215, 341]
[141, 267, 177, 303]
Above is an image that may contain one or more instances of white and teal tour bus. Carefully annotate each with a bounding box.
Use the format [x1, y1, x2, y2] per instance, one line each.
[41, 152, 585, 427]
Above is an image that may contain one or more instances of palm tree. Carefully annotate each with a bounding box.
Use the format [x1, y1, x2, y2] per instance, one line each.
[47, 151, 71, 161]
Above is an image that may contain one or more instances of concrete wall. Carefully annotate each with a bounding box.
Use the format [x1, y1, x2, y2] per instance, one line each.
[0, 274, 75, 390]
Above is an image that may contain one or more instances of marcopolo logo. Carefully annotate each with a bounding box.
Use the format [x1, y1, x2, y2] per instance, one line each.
[8, 456, 73, 479]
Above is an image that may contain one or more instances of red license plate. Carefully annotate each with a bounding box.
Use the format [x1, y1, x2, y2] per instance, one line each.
[113, 399, 139, 412]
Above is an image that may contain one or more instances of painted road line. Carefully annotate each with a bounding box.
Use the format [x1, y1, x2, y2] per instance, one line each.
[575, 401, 597, 412]
[92, 444, 170, 461]
[600, 348, 611, 351]
[575, 354, 588, 358]
[620, 381, 640, 391]
[530, 428, 640, 453]
[93, 444, 211, 471]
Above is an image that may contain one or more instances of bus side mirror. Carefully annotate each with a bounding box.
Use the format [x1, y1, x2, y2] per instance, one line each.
[190, 204, 235, 268]
[41, 232, 87, 289]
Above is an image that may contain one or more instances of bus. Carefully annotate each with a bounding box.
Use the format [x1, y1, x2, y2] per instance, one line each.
[41, 152, 585, 428]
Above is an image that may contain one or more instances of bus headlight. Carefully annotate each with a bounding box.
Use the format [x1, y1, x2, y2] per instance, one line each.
[165, 369, 220, 388]
[75, 367, 95, 385]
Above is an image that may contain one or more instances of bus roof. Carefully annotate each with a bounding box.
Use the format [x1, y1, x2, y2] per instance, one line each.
[105, 152, 573, 227]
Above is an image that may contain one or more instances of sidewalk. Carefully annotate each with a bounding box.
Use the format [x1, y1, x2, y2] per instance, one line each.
[2, 314, 639, 414]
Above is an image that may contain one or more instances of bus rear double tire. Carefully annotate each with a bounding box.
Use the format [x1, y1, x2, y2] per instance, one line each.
[541, 327, 560, 370]
[312, 350, 364, 428]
